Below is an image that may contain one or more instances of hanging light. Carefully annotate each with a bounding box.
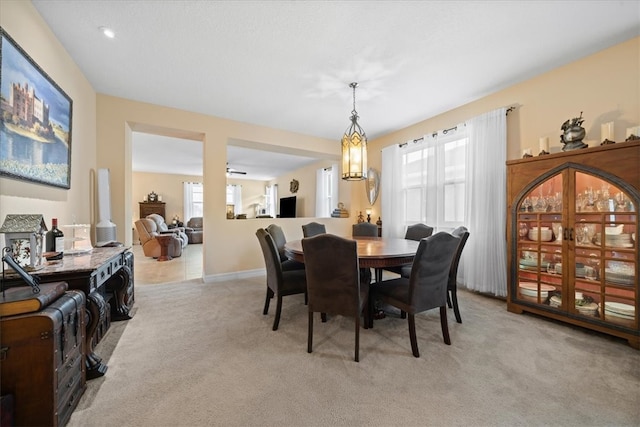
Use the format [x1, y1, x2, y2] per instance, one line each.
[341, 82, 368, 180]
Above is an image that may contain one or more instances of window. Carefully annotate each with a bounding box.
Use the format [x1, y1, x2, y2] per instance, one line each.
[401, 131, 467, 231]
[183, 182, 203, 221]
[226, 184, 243, 215]
[315, 164, 338, 217]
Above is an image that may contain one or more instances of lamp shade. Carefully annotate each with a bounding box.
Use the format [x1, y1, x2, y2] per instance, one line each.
[341, 119, 368, 180]
[341, 82, 368, 181]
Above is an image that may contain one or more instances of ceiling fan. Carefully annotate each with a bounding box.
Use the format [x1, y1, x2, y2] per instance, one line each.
[226, 163, 247, 176]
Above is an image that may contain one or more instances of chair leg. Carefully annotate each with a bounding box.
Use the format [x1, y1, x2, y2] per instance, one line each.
[272, 295, 283, 331]
[446, 290, 452, 308]
[304, 291, 308, 305]
[321, 312, 327, 322]
[263, 288, 274, 315]
[362, 303, 369, 330]
[408, 314, 419, 358]
[451, 288, 462, 323]
[368, 292, 375, 329]
[354, 316, 360, 362]
[440, 306, 451, 345]
[307, 311, 313, 353]
[400, 310, 406, 319]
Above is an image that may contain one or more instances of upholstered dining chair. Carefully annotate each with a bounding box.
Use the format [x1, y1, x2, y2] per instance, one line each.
[400, 226, 470, 323]
[352, 222, 378, 237]
[266, 224, 305, 271]
[371, 232, 460, 357]
[376, 223, 434, 282]
[255, 228, 307, 331]
[302, 233, 369, 362]
[445, 226, 470, 323]
[302, 222, 326, 238]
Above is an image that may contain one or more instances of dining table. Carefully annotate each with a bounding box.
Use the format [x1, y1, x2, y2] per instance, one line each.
[284, 236, 420, 273]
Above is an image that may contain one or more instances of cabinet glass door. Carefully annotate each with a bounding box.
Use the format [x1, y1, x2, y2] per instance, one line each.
[515, 173, 563, 307]
[573, 171, 637, 327]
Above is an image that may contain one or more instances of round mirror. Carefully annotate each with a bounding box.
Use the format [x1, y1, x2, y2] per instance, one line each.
[366, 168, 380, 205]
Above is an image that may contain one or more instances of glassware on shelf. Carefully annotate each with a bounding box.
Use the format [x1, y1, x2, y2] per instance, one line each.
[534, 196, 548, 212]
[518, 222, 529, 238]
[552, 223, 562, 242]
[522, 197, 532, 212]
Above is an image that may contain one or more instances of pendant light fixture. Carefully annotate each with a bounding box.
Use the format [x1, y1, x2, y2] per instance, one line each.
[341, 82, 368, 180]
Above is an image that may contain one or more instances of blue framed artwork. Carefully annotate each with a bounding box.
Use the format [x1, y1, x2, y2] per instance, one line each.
[0, 27, 73, 189]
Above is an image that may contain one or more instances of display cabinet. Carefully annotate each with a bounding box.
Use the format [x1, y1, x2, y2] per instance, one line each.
[506, 140, 639, 348]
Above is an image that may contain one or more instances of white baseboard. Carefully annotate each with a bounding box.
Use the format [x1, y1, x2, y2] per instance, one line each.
[204, 268, 264, 283]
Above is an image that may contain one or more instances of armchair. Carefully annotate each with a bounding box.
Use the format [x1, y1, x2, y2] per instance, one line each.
[186, 217, 203, 244]
[146, 214, 188, 248]
[135, 218, 184, 258]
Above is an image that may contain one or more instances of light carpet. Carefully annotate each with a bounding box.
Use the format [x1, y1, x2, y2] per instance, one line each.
[69, 276, 640, 427]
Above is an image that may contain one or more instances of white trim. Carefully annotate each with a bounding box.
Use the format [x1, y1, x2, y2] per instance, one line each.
[204, 268, 265, 283]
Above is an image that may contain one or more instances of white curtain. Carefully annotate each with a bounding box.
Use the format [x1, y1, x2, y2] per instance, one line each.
[232, 185, 243, 215]
[183, 181, 195, 221]
[381, 144, 404, 238]
[462, 107, 507, 296]
[315, 164, 339, 217]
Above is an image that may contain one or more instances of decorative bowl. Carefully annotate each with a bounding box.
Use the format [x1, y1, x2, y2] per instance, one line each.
[528, 229, 553, 241]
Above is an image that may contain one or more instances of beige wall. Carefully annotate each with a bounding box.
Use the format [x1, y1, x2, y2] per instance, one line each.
[0, 1, 97, 232]
[96, 95, 354, 279]
[363, 36, 640, 215]
[132, 171, 201, 222]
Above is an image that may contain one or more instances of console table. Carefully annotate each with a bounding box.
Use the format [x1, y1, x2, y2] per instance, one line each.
[1, 247, 134, 379]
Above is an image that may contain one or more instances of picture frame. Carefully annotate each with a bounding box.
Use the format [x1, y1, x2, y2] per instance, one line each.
[0, 27, 73, 189]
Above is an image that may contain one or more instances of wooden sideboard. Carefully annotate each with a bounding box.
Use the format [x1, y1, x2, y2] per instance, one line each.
[1, 247, 135, 379]
[140, 201, 166, 219]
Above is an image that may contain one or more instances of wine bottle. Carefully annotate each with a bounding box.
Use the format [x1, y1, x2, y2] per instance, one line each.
[46, 218, 65, 254]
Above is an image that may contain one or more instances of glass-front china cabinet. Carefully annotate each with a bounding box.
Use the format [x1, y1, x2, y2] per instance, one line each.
[506, 141, 639, 348]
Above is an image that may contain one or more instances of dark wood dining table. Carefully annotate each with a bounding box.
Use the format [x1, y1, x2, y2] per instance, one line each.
[284, 236, 419, 270]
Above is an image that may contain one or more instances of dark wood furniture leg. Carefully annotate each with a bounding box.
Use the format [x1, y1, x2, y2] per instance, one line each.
[85, 291, 108, 379]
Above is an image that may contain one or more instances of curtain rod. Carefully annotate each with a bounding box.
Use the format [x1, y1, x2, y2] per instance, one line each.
[398, 105, 517, 147]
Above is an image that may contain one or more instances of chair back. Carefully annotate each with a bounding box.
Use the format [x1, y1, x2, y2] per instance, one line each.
[352, 222, 378, 237]
[255, 228, 283, 294]
[405, 223, 434, 241]
[135, 218, 158, 244]
[407, 232, 461, 312]
[302, 234, 361, 317]
[187, 217, 203, 229]
[302, 222, 326, 237]
[449, 226, 470, 288]
[146, 213, 169, 232]
[266, 224, 287, 260]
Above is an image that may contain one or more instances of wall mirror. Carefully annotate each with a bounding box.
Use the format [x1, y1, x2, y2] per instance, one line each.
[366, 167, 380, 205]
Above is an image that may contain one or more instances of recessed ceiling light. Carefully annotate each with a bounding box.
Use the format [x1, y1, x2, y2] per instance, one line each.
[99, 26, 115, 39]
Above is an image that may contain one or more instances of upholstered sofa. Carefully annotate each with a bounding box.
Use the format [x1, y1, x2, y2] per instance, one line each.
[186, 217, 203, 244]
[135, 218, 184, 258]
[146, 214, 189, 248]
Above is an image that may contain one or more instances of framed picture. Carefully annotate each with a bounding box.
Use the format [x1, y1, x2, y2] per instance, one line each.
[0, 27, 73, 189]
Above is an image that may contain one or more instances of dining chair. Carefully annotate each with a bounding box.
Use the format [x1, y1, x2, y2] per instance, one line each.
[352, 222, 378, 237]
[371, 232, 460, 357]
[302, 233, 369, 362]
[302, 222, 326, 237]
[265, 224, 305, 271]
[400, 226, 470, 323]
[255, 228, 307, 331]
[446, 226, 470, 323]
[376, 223, 434, 281]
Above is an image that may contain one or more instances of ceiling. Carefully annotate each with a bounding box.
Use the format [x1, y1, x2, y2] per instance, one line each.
[31, 1, 640, 178]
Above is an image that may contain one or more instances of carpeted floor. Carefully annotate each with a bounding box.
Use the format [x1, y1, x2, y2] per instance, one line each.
[69, 277, 640, 427]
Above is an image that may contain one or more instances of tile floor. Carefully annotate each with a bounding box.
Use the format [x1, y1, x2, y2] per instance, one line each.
[131, 243, 203, 285]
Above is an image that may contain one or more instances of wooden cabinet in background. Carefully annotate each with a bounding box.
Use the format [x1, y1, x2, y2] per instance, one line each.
[139, 201, 165, 219]
[506, 140, 639, 349]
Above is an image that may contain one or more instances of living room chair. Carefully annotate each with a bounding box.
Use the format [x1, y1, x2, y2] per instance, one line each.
[255, 228, 307, 331]
[185, 217, 203, 244]
[135, 218, 184, 258]
[302, 222, 326, 238]
[266, 224, 305, 271]
[302, 233, 369, 362]
[371, 232, 460, 357]
[146, 213, 189, 248]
